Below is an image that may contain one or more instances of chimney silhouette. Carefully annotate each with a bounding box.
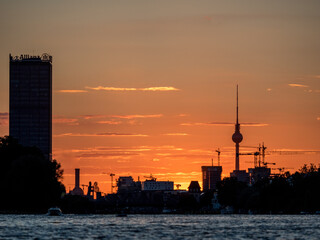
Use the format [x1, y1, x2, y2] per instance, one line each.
[75, 168, 80, 188]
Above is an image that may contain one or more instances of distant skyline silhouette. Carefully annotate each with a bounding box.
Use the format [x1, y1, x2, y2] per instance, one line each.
[0, 1, 319, 193]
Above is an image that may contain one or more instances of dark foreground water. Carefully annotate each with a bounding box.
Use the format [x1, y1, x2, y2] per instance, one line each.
[1, 214, 320, 239]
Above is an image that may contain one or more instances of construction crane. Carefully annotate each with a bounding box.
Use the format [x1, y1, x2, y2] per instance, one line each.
[263, 162, 276, 167]
[267, 150, 320, 155]
[216, 148, 221, 166]
[240, 151, 260, 167]
[144, 174, 157, 181]
[241, 143, 276, 168]
[81, 184, 88, 191]
[257, 142, 320, 156]
[102, 172, 116, 194]
[261, 143, 267, 164]
[110, 173, 115, 194]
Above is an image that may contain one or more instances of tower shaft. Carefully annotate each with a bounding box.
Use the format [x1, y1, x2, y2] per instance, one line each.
[232, 85, 243, 171]
[236, 143, 240, 171]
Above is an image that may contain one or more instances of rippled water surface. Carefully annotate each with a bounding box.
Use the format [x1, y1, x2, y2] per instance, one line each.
[0, 214, 319, 239]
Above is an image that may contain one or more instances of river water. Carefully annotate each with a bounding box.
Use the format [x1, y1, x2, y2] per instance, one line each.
[0, 214, 319, 239]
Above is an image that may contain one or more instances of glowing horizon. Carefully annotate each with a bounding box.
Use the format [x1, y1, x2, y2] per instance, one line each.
[0, 0, 319, 193]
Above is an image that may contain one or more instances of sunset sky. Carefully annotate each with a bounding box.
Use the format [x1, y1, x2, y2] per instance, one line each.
[0, 0, 319, 193]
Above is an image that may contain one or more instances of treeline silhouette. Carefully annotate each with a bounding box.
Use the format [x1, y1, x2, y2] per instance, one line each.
[217, 164, 320, 214]
[0, 136, 65, 213]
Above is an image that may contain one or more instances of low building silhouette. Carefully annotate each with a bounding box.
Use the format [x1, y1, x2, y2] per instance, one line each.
[117, 176, 141, 193]
[142, 180, 174, 191]
[230, 170, 250, 183]
[248, 166, 271, 184]
[188, 181, 201, 202]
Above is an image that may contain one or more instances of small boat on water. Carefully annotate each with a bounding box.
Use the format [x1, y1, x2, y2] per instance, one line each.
[116, 212, 127, 217]
[47, 207, 62, 216]
[162, 208, 173, 214]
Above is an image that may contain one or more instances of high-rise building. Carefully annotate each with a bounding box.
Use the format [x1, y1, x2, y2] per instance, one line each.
[202, 166, 222, 191]
[9, 54, 52, 160]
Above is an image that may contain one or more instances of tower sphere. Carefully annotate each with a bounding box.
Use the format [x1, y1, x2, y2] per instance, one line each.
[232, 131, 243, 143]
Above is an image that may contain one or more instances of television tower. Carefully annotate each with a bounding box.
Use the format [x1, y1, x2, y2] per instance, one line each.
[232, 85, 243, 171]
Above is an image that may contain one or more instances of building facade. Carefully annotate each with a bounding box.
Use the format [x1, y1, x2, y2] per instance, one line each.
[188, 181, 201, 202]
[202, 166, 222, 191]
[9, 54, 52, 160]
[248, 167, 271, 184]
[230, 170, 250, 183]
[117, 176, 141, 193]
[142, 180, 174, 191]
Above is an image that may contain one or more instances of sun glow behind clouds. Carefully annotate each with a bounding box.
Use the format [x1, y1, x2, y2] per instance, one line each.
[78, 114, 163, 119]
[0, 112, 9, 126]
[54, 133, 148, 137]
[288, 84, 309, 88]
[163, 133, 189, 136]
[1, 0, 319, 195]
[96, 121, 121, 125]
[111, 114, 163, 119]
[85, 86, 180, 91]
[181, 122, 269, 127]
[56, 90, 88, 93]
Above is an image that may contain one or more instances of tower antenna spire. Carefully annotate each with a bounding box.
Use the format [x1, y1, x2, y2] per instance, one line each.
[236, 84, 239, 124]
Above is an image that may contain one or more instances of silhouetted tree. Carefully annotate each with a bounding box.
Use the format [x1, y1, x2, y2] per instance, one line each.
[216, 177, 247, 210]
[0, 136, 65, 212]
[216, 164, 320, 214]
[290, 164, 320, 212]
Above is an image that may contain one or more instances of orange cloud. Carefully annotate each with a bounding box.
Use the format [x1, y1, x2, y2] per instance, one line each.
[87, 87, 137, 91]
[79, 115, 107, 119]
[163, 133, 189, 136]
[241, 123, 269, 127]
[53, 118, 79, 125]
[177, 114, 189, 117]
[181, 122, 268, 127]
[0, 112, 9, 126]
[96, 121, 121, 125]
[111, 114, 163, 119]
[85, 86, 180, 91]
[78, 114, 163, 120]
[78, 152, 140, 158]
[56, 90, 88, 93]
[288, 84, 309, 88]
[60, 145, 184, 158]
[54, 133, 148, 137]
[141, 87, 179, 91]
